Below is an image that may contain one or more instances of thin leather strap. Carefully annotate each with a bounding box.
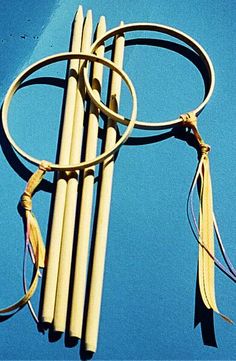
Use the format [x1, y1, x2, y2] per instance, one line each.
[0, 161, 50, 314]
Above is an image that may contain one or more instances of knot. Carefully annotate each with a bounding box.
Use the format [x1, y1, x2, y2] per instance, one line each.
[200, 143, 211, 155]
[180, 112, 197, 129]
[21, 192, 32, 211]
[39, 160, 51, 172]
[180, 112, 211, 155]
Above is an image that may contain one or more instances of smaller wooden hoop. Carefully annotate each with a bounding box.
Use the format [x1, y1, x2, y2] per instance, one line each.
[2, 52, 137, 171]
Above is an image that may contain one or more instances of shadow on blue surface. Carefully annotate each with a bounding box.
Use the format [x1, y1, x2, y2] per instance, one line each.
[0, 0, 61, 99]
[194, 270, 217, 348]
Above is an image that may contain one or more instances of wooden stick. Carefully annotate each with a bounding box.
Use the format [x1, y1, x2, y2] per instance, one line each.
[41, 6, 84, 324]
[69, 16, 106, 339]
[85, 22, 125, 352]
[53, 10, 93, 333]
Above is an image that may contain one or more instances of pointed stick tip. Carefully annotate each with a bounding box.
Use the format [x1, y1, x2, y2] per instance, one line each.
[99, 15, 106, 25]
[83, 9, 93, 28]
[74, 5, 83, 21]
[86, 9, 93, 18]
[97, 15, 106, 31]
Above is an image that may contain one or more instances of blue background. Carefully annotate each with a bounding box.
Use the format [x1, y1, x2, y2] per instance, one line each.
[0, 0, 236, 360]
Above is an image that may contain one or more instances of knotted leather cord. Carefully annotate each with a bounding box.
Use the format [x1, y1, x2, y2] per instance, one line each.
[0, 161, 50, 315]
[181, 112, 233, 324]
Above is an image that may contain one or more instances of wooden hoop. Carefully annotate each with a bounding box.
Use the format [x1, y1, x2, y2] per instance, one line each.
[2, 52, 137, 171]
[84, 22, 215, 130]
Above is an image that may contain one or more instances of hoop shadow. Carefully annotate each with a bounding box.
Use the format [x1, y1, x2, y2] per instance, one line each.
[194, 268, 217, 347]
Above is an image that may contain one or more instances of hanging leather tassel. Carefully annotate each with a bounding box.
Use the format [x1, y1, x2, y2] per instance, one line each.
[181, 113, 233, 324]
[0, 160, 50, 314]
[198, 149, 217, 312]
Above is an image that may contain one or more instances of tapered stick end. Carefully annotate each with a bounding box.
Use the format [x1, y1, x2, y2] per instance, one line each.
[86, 9, 93, 22]
[99, 15, 106, 27]
[94, 16, 106, 42]
[74, 5, 83, 22]
[96, 15, 106, 38]
[83, 9, 93, 38]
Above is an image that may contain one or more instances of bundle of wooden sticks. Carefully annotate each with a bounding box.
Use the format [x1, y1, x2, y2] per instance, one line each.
[41, 6, 122, 353]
